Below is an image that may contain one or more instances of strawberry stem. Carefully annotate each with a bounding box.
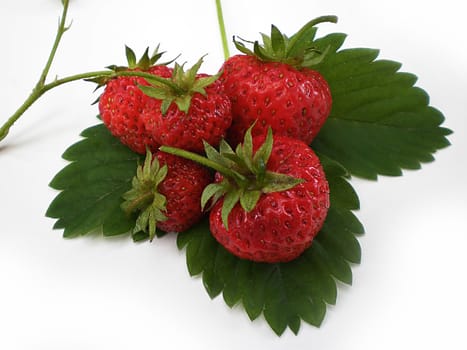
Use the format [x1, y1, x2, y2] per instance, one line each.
[0, 1, 184, 144]
[215, 0, 230, 60]
[1, 0, 233, 144]
[0, 68, 182, 143]
[0, 0, 71, 143]
[160, 145, 248, 186]
[121, 149, 168, 241]
[40, 0, 71, 87]
[122, 191, 155, 216]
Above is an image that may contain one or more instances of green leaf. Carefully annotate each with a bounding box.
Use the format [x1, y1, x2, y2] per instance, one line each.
[252, 126, 273, 172]
[137, 47, 151, 70]
[239, 124, 254, 170]
[193, 73, 221, 95]
[132, 228, 166, 242]
[311, 33, 452, 179]
[221, 189, 241, 229]
[177, 155, 362, 335]
[136, 56, 220, 115]
[121, 149, 169, 242]
[205, 140, 236, 169]
[233, 37, 254, 56]
[261, 33, 273, 52]
[270, 25, 286, 57]
[235, 15, 337, 68]
[261, 171, 304, 193]
[201, 182, 227, 210]
[287, 26, 317, 59]
[46, 121, 142, 237]
[125, 45, 137, 68]
[173, 94, 192, 114]
[239, 190, 261, 212]
[253, 41, 271, 61]
[137, 84, 169, 100]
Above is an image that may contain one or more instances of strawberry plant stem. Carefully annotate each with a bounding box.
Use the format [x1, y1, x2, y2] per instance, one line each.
[0, 0, 71, 143]
[40, 0, 70, 87]
[0, 0, 184, 144]
[215, 0, 230, 60]
[160, 145, 248, 186]
[0, 67, 180, 143]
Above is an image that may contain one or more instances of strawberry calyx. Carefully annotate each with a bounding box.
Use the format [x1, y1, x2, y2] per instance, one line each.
[160, 125, 304, 229]
[233, 15, 337, 69]
[121, 149, 168, 241]
[137, 56, 221, 115]
[86, 45, 176, 88]
[109, 45, 171, 72]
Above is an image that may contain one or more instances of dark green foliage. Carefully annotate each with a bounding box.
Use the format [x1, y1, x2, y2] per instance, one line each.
[177, 155, 363, 335]
[312, 33, 452, 179]
[46, 122, 143, 237]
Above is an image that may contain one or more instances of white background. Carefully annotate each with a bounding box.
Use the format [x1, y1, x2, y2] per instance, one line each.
[1, 0, 466, 349]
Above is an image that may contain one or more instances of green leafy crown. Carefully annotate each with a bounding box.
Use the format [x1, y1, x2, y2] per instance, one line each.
[121, 149, 168, 241]
[138, 56, 221, 115]
[161, 125, 303, 229]
[112, 45, 171, 71]
[86, 45, 174, 88]
[90, 47, 221, 115]
[234, 15, 337, 68]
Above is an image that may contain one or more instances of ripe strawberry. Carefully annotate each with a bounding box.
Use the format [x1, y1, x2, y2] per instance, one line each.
[98, 46, 173, 154]
[219, 16, 336, 146]
[121, 149, 212, 240]
[140, 57, 232, 153]
[161, 126, 330, 263]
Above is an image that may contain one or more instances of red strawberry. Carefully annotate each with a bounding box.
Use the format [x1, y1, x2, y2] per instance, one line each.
[98, 46, 173, 154]
[121, 149, 212, 240]
[161, 126, 330, 263]
[220, 16, 336, 146]
[139, 58, 232, 153]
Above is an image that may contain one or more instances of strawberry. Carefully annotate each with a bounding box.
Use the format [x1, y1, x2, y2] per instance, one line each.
[139, 57, 232, 153]
[121, 149, 212, 240]
[161, 126, 330, 263]
[219, 16, 336, 146]
[98, 46, 174, 154]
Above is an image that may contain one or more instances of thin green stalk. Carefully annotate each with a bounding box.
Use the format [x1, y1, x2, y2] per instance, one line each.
[0, 0, 232, 143]
[215, 0, 230, 60]
[42, 70, 179, 93]
[122, 191, 155, 216]
[0, 67, 181, 143]
[39, 0, 71, 86]
[0, 0, 183, 144]
[0, 0, 183, 142]
[160, 145, 247, 186]
[0, 0, 71, 142]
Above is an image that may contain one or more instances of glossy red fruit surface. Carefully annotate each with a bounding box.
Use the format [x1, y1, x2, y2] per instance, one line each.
[155, 151, 212, 233]
[99, 65, 173, 154]
[220, 55, 332, 146]
[209, 135, 330, 263]
[144, 75, 232, 153]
